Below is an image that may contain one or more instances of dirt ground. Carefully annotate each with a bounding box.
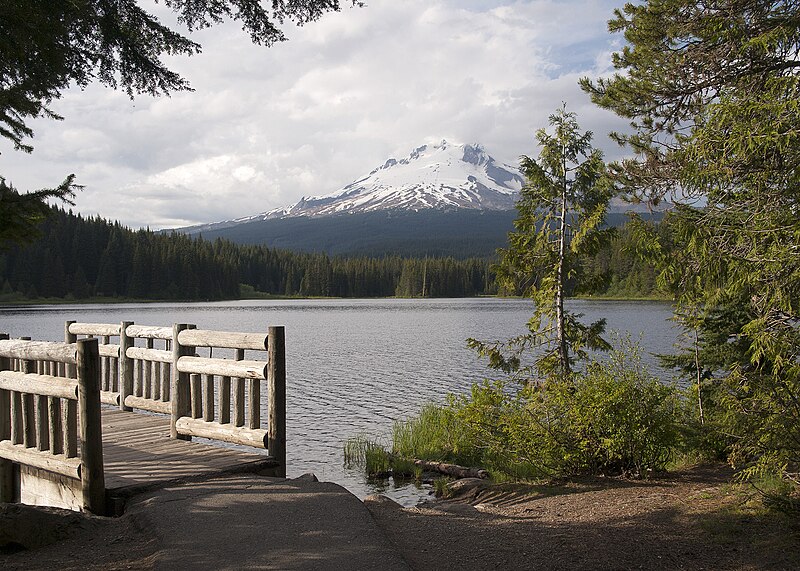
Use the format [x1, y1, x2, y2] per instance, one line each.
[1, 464, 798, 570]
[365, 464, 800, 570]
[0, 502, 158, 570]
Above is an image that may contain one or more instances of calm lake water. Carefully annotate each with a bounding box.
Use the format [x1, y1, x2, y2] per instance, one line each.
[0, 298, 679, 505]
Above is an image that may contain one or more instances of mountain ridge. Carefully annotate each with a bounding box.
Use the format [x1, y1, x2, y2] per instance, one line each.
[232, 140, 524, 222]
[176, 140, 664, 257]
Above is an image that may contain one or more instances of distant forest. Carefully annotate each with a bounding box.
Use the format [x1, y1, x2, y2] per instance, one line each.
[0, 208, 666, 302]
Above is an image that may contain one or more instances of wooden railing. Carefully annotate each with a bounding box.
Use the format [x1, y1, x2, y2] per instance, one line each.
[121, 323, 173, 415]
[0, 336, 105, 514]
[0, 322, 286, 515]
[67, 321, 286, 473]
[66, 321, 122, 407]
[171, 325, 285, 460]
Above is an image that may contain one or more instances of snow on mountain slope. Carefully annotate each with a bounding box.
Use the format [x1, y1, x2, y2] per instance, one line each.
[244, 140, 524, 221]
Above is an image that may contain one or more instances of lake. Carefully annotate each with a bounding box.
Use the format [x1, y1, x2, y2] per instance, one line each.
[0, 298, 680, 505]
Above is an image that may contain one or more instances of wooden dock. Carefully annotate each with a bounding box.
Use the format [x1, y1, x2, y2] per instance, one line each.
[101, 408, 278, 513]
[0, 322, 286, 516]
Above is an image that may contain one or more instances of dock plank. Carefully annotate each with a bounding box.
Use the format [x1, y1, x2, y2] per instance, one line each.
[100, 408, 278, 504]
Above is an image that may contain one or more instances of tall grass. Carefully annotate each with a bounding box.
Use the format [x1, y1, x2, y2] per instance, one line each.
[391, 402, 481, 467]
[343, 435, 390, 476]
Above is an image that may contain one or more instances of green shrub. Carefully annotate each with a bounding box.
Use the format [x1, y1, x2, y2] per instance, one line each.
[390, 343, 686, 481]
[561, 346, 682, 476]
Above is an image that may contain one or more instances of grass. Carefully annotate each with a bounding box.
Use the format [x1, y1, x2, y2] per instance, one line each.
[343, 435, 391, 476]
[343, 436, 426, 480]
[392, 402, 480, 467]
[433, 477, 453, 498]
[391, 457, 423, 480]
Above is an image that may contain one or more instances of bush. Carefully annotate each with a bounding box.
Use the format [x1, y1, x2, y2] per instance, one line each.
[558, 347, 681, 476]
[392, 343, 685, 480]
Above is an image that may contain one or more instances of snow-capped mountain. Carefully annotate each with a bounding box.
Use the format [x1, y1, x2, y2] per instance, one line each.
[242, 140, 524, 221]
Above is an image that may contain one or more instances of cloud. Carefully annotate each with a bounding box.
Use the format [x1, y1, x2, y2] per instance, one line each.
[2, 0, 629, 229]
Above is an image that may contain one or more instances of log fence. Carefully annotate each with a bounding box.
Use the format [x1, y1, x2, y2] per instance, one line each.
[66, 321, 122, 407]
[0, 336, 105, 514]
[123, 323, 174, 415]
[0, 321, 286, 515]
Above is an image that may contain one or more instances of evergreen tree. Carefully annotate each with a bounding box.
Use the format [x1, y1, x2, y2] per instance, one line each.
[582, 0, 800, 499]
[0, 177, 79, 248]
[471, 106, 613, 380]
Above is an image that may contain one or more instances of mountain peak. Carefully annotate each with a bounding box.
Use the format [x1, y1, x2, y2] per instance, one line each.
[249, 141, 524, 221]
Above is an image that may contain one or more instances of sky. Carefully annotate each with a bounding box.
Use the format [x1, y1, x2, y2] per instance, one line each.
[2, 0, 632, 230]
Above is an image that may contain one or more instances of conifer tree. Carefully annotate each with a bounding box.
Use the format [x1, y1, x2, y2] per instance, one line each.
[471, 106, 613, 380]
[582, 0, 800, 498]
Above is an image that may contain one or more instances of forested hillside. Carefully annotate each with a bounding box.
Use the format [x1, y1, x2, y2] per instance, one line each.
[182, 209, 519, 258]
[181, 208, 658, 259]
[0, 209, 494, 300]
[0, 208, 667, 302]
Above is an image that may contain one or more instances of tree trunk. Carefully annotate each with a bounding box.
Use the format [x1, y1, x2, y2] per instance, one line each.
[411, 459, 489, 479]
[555, 161, 569, 375]
[694, 326, 705, 425]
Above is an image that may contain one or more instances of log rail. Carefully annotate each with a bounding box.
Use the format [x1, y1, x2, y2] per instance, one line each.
[0, 336, 105, 514]
[0, 321, 287, 515]
[69, 321, 285, 470]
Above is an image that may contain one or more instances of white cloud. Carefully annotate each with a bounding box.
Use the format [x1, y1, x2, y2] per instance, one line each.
[2, 0, 629, 229]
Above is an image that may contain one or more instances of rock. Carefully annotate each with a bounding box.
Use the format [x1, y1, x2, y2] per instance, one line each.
[363, 495, 403, 509]
[293, 472, 319, 482]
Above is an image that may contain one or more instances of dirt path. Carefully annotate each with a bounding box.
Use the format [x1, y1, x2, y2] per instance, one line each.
[1, 465, 797, 570]
[365, 464, 800, 570]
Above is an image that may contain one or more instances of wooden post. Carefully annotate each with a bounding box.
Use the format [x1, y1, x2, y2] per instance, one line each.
[63, 400, 78, 458]
[144, 338, 153, 399]
[203, 375, 214, 422]
[19, 338, 35, 448]
[171, 324, 192, 440]
[220, 376, 231, 424]
[191, 374, 202, 419]
[64, 321, 77, 378]
[120, 321, 133, 411]
[135, 358, 143, 397]
[101, 335, 110, 392]
[35, 392, 49, 451]
[11, 391, 22, 445]
[160, 346, 170, 402]
[161, 338, 170, 401]
[249, 346, 260, 429]
[153, 356, 161, 401]
[77, 338, 105, 515]
[268, 326, 286, 477]
[0, 333, 13, 502]
[233, 349, 245, 427]
[49, 398, 63, 455]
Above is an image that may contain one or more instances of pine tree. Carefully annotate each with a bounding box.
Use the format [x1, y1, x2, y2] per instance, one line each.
[582, 0, 800, 499]
[471, 106, 613, 380]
